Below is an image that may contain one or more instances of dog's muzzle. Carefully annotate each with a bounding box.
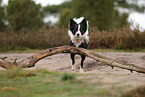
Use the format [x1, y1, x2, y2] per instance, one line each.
[76, 33, 80, 38]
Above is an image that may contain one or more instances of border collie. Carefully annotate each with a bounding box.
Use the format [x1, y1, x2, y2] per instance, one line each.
[68, 17, 89, 73]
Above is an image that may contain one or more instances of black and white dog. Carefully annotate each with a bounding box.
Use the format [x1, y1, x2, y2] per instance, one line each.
[68, 17, 89, 73]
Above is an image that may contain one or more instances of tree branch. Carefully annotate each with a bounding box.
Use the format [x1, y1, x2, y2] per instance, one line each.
[0, 45, 145, 73]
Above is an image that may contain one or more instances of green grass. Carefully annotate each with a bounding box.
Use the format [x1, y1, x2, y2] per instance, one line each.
[0, 69, 128, 97]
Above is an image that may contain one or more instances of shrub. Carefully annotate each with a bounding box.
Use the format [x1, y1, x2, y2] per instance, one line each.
[121, 84, 145, 97]
[0, 27, 69, 51]
[90, 27, 117, 49]
[61, 73, 75, 81]
[89, 27, 145, 50]
[0, 68, 36, 79]
[0, 26, 144, 51]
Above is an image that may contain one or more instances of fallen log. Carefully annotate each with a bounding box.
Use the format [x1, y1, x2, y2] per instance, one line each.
[0, 45, 145, 74]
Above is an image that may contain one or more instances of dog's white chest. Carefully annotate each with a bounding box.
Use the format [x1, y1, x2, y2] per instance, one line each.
[74, 39, 84, 47]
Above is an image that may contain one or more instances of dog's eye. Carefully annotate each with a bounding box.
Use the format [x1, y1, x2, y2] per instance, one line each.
[80, 27, 87, 35]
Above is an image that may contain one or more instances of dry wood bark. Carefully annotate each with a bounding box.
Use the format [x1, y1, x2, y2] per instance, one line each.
[0, 45, 145, 73]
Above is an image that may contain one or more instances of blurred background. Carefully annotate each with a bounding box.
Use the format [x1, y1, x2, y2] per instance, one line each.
[0, 0, 145, 51]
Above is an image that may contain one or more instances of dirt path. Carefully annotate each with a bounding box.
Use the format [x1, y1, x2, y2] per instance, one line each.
[0, 52, 145, 88]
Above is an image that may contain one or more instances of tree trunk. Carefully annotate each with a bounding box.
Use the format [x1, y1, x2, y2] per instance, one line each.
[0, 45, 145, 73]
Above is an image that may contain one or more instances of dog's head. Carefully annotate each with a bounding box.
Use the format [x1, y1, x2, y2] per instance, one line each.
[68, 17, 89, 39]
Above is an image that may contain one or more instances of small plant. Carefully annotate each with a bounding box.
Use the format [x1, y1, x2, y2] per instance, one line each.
[61, 73, 75, 81]
[121, 84, 145, 97]
[1, 87, 17, 92]
[0, 68, 36, 79]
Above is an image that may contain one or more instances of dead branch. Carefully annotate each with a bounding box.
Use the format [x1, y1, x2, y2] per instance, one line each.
[0, 45, 145, 74]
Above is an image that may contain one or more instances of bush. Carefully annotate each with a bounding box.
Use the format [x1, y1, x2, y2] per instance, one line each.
[121, 84, 145, 97]
[0, 26, 144, 51]
[89, 27, 145, 50]
[61, 73, 75, 81]
[0, 27, 69, 51]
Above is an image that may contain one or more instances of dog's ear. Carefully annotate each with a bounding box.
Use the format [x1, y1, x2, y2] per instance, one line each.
[69, 19, 76, 28]
[80, 18, 87, 34]
[80, 18, 87, 27]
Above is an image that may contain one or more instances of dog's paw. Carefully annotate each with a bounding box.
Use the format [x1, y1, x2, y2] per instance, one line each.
[72, 65, 75, 71]
[79, 68, 84, 73]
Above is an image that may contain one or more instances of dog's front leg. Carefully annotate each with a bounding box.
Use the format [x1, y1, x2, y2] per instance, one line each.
[80, 55, 86, 73]
[70, 53, 75, 71]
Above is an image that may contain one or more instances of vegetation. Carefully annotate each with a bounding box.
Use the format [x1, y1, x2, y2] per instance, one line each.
[0, 0, 145, 96]
[0, 0, 5, 31]
[61, 73, 75, 81]
[90, 27, 145, 50]
[1, 0, 44, 31]
[0, 27, 69, 51]
[121, 84, 145, 97]
[44, 2, 72, 14]
[0, 68, 144, 97]
[58, 0, 129, 30]
[0, 0, 144, 51]
[0, 26, 144, 51]
[0, 68, 131, 97]
[117, 0, 145, 13]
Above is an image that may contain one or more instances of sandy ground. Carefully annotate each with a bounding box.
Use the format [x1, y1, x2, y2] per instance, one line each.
[0, 52, 145, 89]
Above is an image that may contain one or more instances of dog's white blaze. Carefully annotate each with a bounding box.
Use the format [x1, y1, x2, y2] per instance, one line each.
[75, 24, 81, 38]
[73, 17, 85, 24]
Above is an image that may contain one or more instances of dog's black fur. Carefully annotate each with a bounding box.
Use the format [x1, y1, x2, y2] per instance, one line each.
[69, 40, 88, 71]
[68, 17, 89, 72]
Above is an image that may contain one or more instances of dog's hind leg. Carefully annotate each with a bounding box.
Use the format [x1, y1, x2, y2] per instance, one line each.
[70, 53, 75, 70]
[80, 55, 86, 73]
